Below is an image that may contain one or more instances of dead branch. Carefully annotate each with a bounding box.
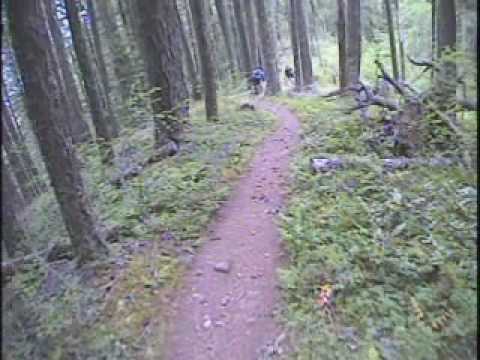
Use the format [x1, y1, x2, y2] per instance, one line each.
[406, 54, 434, 69]
[374, 60, 406, 97]
[343, 81, 399, 113]
[320, 85, 361, 98]
[2, 243, 56, 281]
[310, 155, 458, 173]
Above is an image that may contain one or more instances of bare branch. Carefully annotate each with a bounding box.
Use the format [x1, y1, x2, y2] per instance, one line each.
[374, 60, 406, 97]
[406, 54, 434, 68]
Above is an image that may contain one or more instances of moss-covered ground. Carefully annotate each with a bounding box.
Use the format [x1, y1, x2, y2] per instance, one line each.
[277, 96, 477, 359]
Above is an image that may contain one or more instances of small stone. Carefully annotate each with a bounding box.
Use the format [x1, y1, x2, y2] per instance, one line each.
[210, 236, 221, 241]
[264, 253, 270, 258]
[214, 261, 232, 273]
[246, 317, 256, 324]
[203, 319, 212, 329]
[195, 270, 204, 276]
[192, 293, 207, 304]
[214, 321, 225, 327]
[221, 296, 231, 306]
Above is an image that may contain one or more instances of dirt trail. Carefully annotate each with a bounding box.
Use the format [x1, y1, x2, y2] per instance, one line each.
[164, 100, 300, 360]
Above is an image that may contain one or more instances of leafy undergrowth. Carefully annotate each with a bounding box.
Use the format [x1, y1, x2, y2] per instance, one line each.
[277, 96, 477, 359]
[4, 96, 277, 359]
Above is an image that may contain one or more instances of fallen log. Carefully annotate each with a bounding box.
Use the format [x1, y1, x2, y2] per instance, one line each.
[457, 98, 478, 111]
[310, 156, 458, 173]
[239, 102, 256, 111]
[2, 243, 56, 282]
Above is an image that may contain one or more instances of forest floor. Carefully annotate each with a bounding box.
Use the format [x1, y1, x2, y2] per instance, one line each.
[163, 100, 300, 360]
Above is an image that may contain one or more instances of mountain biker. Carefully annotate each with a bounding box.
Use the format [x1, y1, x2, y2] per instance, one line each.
[249, 66, 266, 95]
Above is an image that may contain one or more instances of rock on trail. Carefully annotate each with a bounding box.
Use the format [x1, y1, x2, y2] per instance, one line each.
[164, 100, 300, 360]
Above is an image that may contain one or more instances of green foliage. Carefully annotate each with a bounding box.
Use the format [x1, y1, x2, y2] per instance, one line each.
[6, 96, 277, 359]
[279, 97, 477, 359]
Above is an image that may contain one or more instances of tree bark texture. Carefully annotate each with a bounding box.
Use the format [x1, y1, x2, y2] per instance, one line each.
[294, 0, 314, 87]
[255, 0, 281, 95]
[384, 0, 399, 80]
[189, 0, 219, 120]
[289, 0, 303, 90]
[345, 0, 362, 85]
[65, 0, 118, 160]
[232, 0, 253, 74]
[9, 0, 108, 264]
[337, 0, 347, 88]
[133, 0, 189, 149]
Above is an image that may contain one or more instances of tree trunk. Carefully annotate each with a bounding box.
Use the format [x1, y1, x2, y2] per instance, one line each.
[245, 0, 261, 67]
[255, 0, 281, 95]
[9, 0, 108, 264]
[289, 0, 303, 90]
[229, 0, 244, 71]
[337, 0, 347, 89]
[345, 0, 362, 86]
[178, 9, 203, 101]
[86, 0, 119, 138]
[92, 0, 133, 107]
[232, 0, 253, 75]
[2, 159, 27, 258]
[133, 0, 189, 151]
[394, 0, 406, 81]
[86, 0, 111, 97]
[65, 0, 117, 162]
[274, 0, 282, 45]
[183, 0, 201, 77]
[2, 106, 36, 203]
[44, 0, 92, 144]
[384, 0, 399, 80]
[431, 0, 436, 81]
[215, 0, 237, 76]
[435, 0, 456, 105]
[294, 0, 314, 87]
[189, 0, 219, 120]
[2, 98, 45, 195]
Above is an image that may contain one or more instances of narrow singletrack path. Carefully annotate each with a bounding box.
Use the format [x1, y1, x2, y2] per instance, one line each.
[164, 100, 300, 360]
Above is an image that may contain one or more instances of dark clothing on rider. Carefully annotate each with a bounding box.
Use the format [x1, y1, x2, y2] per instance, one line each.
[249, 67, 266, 86]
[285, 66, 294, 79]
